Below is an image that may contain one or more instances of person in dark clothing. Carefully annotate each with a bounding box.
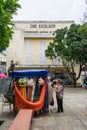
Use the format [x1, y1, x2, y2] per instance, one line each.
[54, 78, 64, 113]
[10, 60, 15, 72]
[8, 60, 15, 77]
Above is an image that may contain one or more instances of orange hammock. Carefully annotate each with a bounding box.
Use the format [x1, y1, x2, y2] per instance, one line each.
[14, 82, 46, 112]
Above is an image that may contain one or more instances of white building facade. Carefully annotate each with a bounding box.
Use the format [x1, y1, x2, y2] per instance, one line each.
[6, 21, 74, 76]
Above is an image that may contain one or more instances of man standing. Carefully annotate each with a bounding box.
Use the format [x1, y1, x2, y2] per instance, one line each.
[8, 60, 15, 77]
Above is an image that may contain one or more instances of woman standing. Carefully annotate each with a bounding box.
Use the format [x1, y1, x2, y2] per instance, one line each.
[54, 78, 64, 113]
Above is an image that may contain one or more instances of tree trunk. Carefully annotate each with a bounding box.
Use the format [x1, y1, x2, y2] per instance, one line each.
[73, 78, 77, 87]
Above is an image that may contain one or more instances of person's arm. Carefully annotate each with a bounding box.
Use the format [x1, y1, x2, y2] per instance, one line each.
[53, 87, 59, 93]
[59, 86, 64, 93]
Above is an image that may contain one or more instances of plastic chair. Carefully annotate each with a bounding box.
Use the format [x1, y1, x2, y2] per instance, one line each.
[1, 94, 12, 113]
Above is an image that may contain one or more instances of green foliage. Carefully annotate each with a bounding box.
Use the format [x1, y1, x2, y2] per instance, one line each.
[78, 22, 87, 39]
[0, 0, 21, 52]
[45, 42, 55, 61]
[63, 24, 82, 63]
[45, 23, 87, 86]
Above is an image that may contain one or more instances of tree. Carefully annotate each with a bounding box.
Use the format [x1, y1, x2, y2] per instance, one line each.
[0, 0, 21, 52]
[45, 23, 87, 87]
[78, 22, 87, 39]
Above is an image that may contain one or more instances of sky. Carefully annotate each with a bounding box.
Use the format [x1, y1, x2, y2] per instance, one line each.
[13, 0, 86, 24]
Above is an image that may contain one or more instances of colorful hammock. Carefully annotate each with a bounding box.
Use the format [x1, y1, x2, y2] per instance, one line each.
[14, 81, 46, 112]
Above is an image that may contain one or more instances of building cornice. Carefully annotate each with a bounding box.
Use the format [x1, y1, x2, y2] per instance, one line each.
[13, 20, 74, 24]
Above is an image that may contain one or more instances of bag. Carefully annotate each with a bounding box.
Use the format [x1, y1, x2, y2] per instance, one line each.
[50, 97, 54, 106]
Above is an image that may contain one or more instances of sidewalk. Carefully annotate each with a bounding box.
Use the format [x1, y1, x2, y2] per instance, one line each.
[0, 88, 87, 130]
[0, 101, 14, 130]
[31, 88, 87, 130]
[0, 77, 15, 130]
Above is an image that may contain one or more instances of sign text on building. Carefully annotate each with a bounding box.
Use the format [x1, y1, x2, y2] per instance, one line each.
[29, 24, 56, 28]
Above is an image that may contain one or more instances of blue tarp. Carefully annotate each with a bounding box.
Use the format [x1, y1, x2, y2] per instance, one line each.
[12, 69, 48, 78]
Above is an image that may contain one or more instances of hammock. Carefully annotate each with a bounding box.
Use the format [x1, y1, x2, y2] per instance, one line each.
[14, 82, 46, 112]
